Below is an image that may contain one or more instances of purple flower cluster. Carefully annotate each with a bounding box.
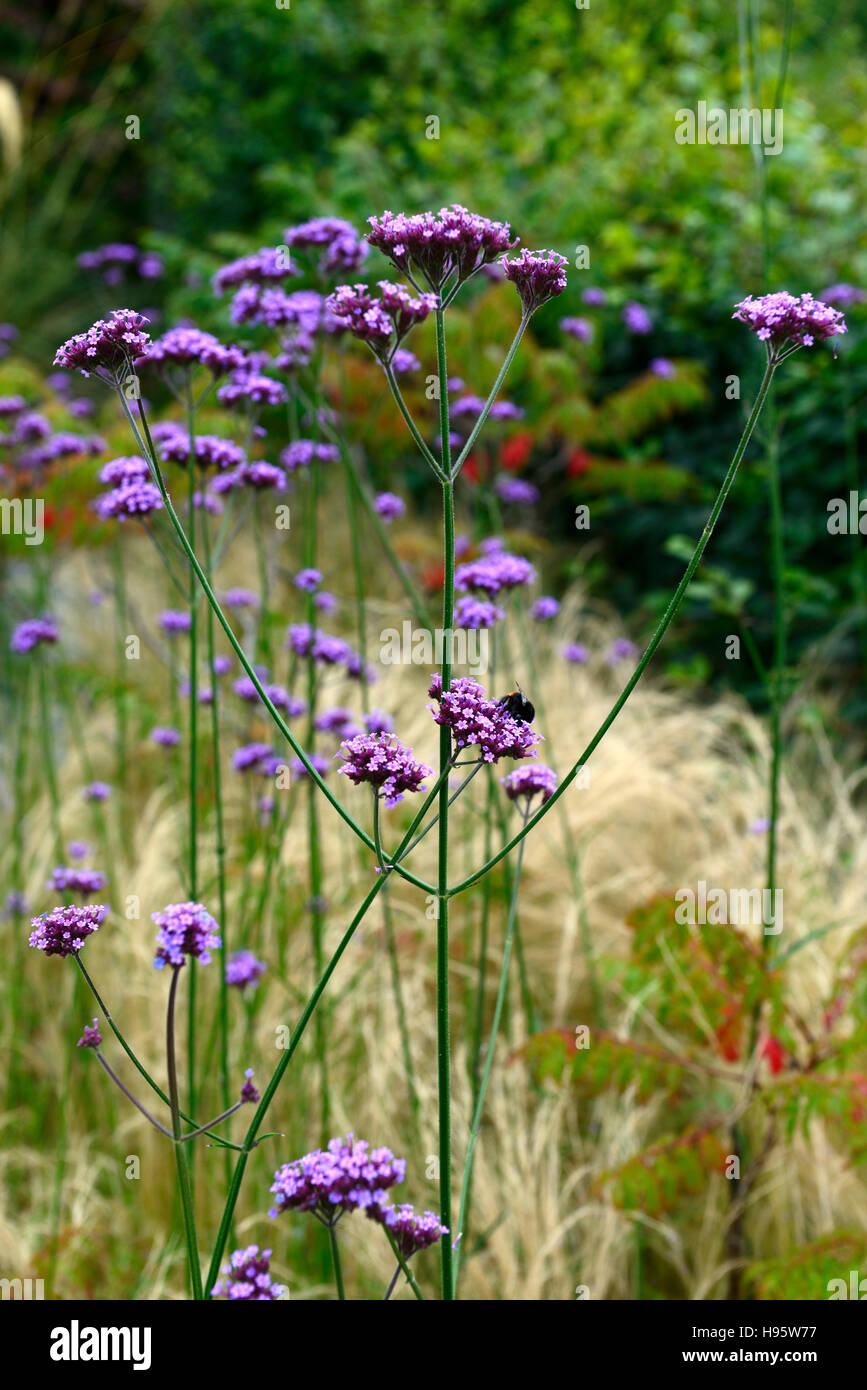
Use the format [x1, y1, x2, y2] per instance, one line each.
[563, 643, 589, 664]
[11, 617, 59, 653]
[78, 243, 163, 282]
[530, 596, 560, 621]
[151, 725, 181, 747]
[240, 1068, 260, 1103]
[336, 732, 433, 806]
[159, 609, 192, 634]
[29, 904, 107, 957]
[367, 205, 517, 291]
[223, 587, 260, 610]
[84, 781, 112, 801]
[623, 301, 653, 335]
[454, 595, 504, 630]
[496, 476, 539, 505]
[48, 866, 108, 896]
[99, 456, 149, 485]
[287, 624, 370, 679]
[455, 551, 536, 596]
[232, 742, 276, 774]
[315, 707, 360, 737]
[76, 1018, 103, 1049]
[280, 439, 340, 472]
[560, 316, 594, 342]
[210, 1246, 285, 1301]
[374, 491, 406, 522]
[502, 249, 568, 314]
[160, 433, 246, 470]
[212, 247, 297, 296]
[501, 763, 557, 804]
[226, 950, 268, 991]
[731, 292, 847, 353]
[269, 1135, 406, 1222]
[369, 1203, 448, 1257]
[217, 372, 288, 407]
[285, 217, 368, 274]
[95, 479, 164, 520]
[54, 310, 151, 376]
[142, 327, 246, 376]
[151, 901, 221, 969]
[327, 281, 438, 360]
[428, 674, 542, 763]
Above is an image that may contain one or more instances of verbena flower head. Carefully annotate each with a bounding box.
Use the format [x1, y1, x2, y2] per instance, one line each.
[819, 283, 865, 307]
[391, 348, 420, 374]
[210, 1246, 285, 1301]
[217, 371, 288, 407]
[336, 732, 433, 806]
[327, 281, 437, 361]
[160, 433, 245, 471]
[99, 455, 149, 485]
[84, 781, 111, 801]
[280, 439, 339, 472]
[364, 708, 394, 735]
[607, 637, 638, 665]
[151, 901, 221, 969]
[294, 567, 322, 592]
[496, 476, 539, 505]
[0, 394, 27, 417]
[226, 950, 267, 991]
[530, 596, 560, 621]
[291, 752, 330, 781]
[374, 491, 405, 522]
[367, 1203, 448, 1257]
[563, 642, 589, 664]
[428, 674, 542, 762]
[142, 327, 246, 376]
[285, 216, 368, 274]
[54, 310, 151, 377]
[269, 1135, 406, 1221]
[212, 247, 297, 296]
[240, 1068, 260, 1103]
[151, 725, 181, 747]
[223, 587, 260, 610]
[232, 742, 275, 773]
[731, 291, 848, 356]
[77, 1018, 103, 1049]
[454, 595, 504, 630]
[501, 763, 557, 805]
[11, 617, 59, 653]
[29, 903, 107, 957]
[623, 301, 652, 335]
[5, 890, 29, 918]
[95, 480, 164, 520]
[455, 552, 536, 597]
[502, 249, 568, 314]
[158, 609, 192, 634]
[67, 841, 90, 861]
[48, 867, 108, 897]
[315, 707, 359, 737]
[213, 460, 286, 491]
[560, 316, 594, 342]
[367, 205, 517, 292]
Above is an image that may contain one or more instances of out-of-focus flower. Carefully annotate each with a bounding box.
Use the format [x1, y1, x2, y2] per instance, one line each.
[374, 491, 405, 522]
[84, 781, 111, 801]
[95, 479, 164, 519]
[560, 315, 593, 342]
[217, 372, 288, 407]
[563, 643, 589, 664]
[223, 587, 260, 610]
[454, 595, 504, 630]
[495, 476, 539, 505]
[285, 216, 368, 275]
[141, 326, 246, 376]
[455, 552, 536, 596]
[280, 439, 339, 472]
[99, 455, 149, 485]
[364, 709, 394, 735]
[11, 617, 59, 653]
[606, 637, 638, 664]
[623, 301, 653, 335]
[530, 596, 560, 621]
[48, 867, 107, 896]
[158, 609, 192, 634]
[151, 726, 181, 747]
[212, 248, 297, 296]
[582, 287, 607, 306]
[226, 950, 267, 991]
[160, 433, 245, 471]
[819, 283, 865, 307]
[294, 567, 322, 592]
[650, 357, 676, 377]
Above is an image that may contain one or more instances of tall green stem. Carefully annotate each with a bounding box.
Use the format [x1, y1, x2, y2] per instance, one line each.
[167, 964, 203, 1300]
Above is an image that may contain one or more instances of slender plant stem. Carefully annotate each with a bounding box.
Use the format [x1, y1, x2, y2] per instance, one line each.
[328, 1224, 345, 1300]
[453, 806, 530, 1294]
[383, 364, 444, 477]
[452, 314, 529, 475]
[94, 1052, 174, 1137]
[185, 385, 199, 1117]
[434, 305, 455, 1300]
[166, 964, 203, 1300]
